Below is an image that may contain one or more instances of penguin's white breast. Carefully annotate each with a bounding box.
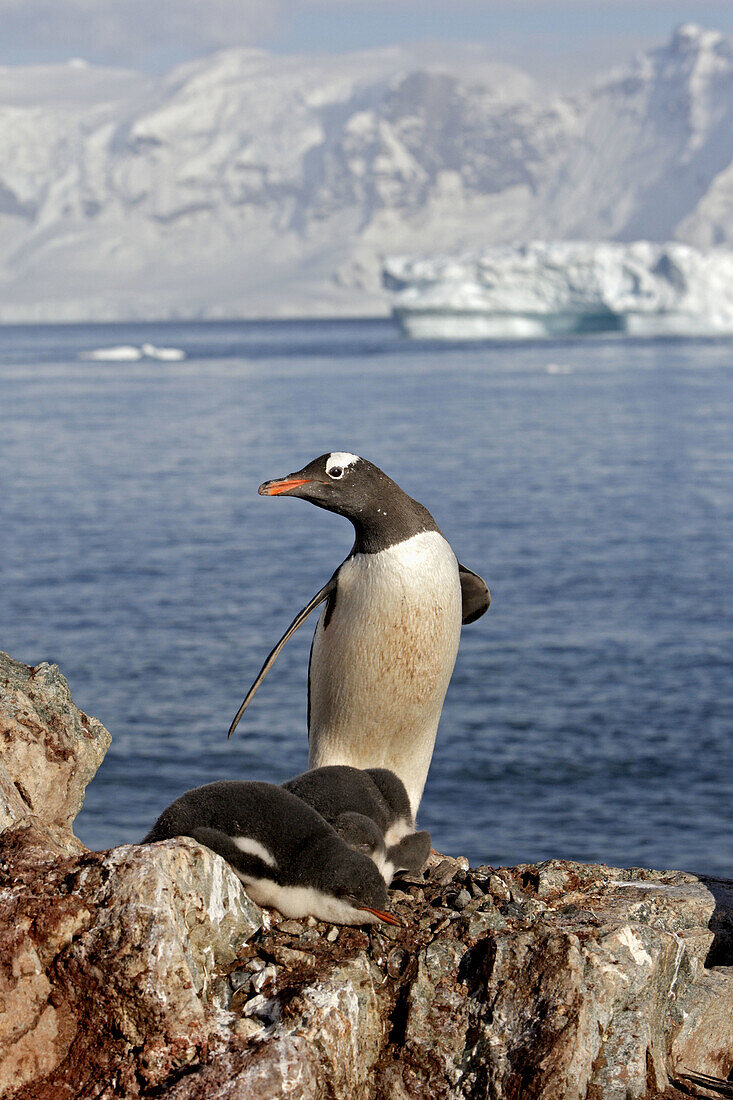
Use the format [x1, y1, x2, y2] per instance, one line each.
[308, 531, 462, 766]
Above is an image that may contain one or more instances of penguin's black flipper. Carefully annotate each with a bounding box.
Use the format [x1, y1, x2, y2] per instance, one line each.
[228, 572, 339, 738]
[458, 564, 491, 624]
[185, 826, 279, 882]
[142, 823, 277, 882]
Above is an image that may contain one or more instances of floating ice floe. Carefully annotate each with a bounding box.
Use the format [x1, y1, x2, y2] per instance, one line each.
[83, 343, 186, 362]
[546, 363, 572, 374]
[383, 241, 733, 340]
[141, 343, 186, 361]
[84, 345, 143, 361]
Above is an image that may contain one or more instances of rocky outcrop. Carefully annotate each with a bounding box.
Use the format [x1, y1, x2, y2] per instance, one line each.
[154, 857, 733, 1100]
[0, 820, 261, 1098]
[1, 651, 731, 1099]
[2, 828, 730, 1100]
[0, 653, 110, 832]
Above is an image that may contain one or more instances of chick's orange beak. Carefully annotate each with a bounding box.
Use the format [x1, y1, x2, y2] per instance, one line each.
[360, 906, 402, 927]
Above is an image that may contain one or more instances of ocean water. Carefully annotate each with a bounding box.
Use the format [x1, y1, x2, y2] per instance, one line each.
[0, 320, 731, 877]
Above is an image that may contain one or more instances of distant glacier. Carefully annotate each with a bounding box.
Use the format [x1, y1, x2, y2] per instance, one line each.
[383, 242, 733, 340]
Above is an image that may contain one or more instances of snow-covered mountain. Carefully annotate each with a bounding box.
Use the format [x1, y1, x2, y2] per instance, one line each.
[0, 25, 731, 321]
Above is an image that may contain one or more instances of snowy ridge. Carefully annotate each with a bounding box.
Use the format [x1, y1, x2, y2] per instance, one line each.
[384, 241, 733, 339]
[0, 25, 732, 320]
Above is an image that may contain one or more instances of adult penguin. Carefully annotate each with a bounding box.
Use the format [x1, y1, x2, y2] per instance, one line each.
[229, 453, 490, 815]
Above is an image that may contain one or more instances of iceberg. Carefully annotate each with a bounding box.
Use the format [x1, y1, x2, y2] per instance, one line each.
[141, 343, 186, 361]
[383, 242, 733, 340]
[82, 344, 186, 362]
[84, 345, 143, 361]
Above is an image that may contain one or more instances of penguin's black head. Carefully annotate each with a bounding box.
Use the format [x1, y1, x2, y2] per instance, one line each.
[259, 453, 440, 553]
[329, 848, 399, 923]
[259, 453, 385, 516]
[311, 838, 401, 926]
[333, 811, 385, 859]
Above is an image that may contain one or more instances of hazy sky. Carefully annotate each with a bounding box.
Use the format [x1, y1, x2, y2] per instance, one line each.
[2, 0, 731, 85]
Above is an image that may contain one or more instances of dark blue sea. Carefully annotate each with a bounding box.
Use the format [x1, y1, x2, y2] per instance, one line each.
[1, 320, 731, 876]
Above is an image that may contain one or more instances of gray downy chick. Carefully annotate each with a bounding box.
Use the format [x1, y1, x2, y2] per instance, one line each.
[283, 765, 431, 883]
[143, 780, 400, 927]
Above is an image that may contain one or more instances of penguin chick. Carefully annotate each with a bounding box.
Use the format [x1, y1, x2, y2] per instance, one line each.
[142, 780, 399, 927]
[282, 765, 431, 883]
[229, 453, 490, 817]
[330, 810, 386, 859]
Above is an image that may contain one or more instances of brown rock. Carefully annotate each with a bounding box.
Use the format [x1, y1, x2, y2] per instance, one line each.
[270, 945, 317, 969]
[427, 854, 464, 886]
[701, 876, 733, 967]
[167, 956, 385, 1100]
[186, 862, 730, 1100]
[0, 758, 28, 832]
[0, 653, 110, 833]
[398, 937, 470, 1094]
[670, 968, 733, 1086]
[1, 652, 731, 1099]
[2, 821, 731, 1099]
[488, 872, 513, 902]
[0, 822, 261, 1098]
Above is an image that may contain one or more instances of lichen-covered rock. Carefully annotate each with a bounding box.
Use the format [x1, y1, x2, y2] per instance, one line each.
[0, 651, 731, 1099]
[0, 820, 261, 1098]
[161, 944, 388, 1100]
[0, 652, 110, 832]
[0, 757, 28, 831]
[1, 831, 731, 1098]
[670, 967, 733, 1089]
[151, 856, 733, 1100]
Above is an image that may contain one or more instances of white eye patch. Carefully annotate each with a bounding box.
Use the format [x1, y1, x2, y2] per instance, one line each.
[326, 453, 359, 477]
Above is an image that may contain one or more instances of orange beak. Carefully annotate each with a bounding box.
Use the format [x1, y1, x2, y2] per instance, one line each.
[259, 477, 310, 496]
[360, 906, 402, 927]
